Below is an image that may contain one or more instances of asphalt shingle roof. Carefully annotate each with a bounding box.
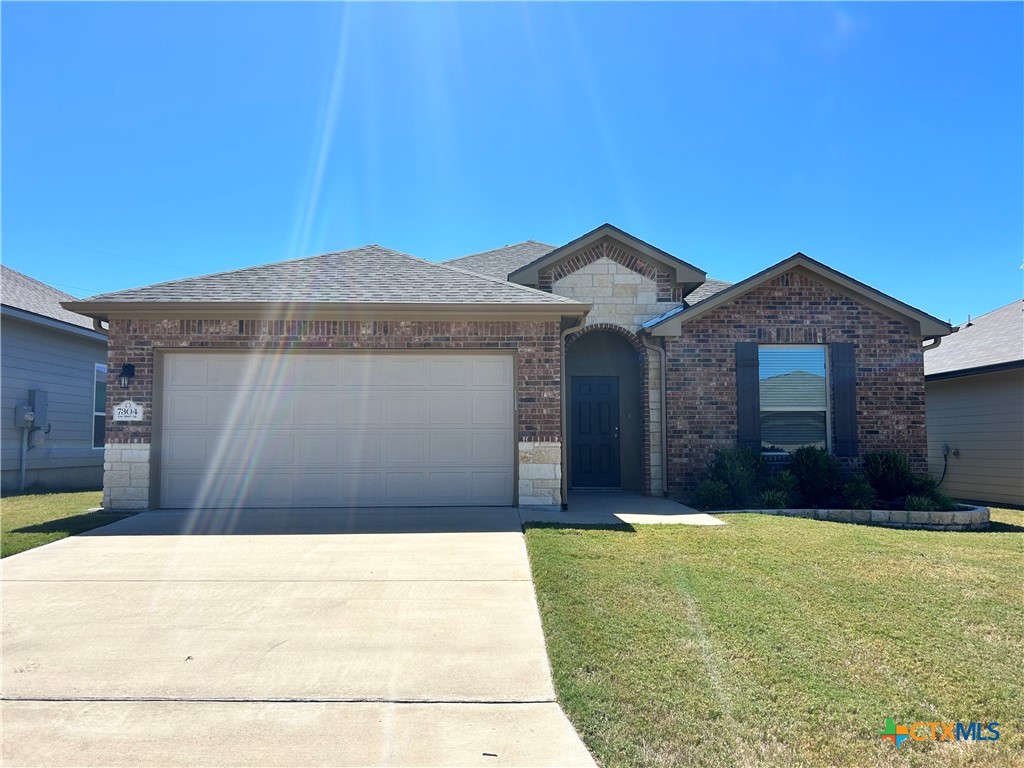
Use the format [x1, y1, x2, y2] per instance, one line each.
[924, 300, 1023, 377]
[78, 245, 582, 307]
[444, 241, 557, 280]
[1, 265, 98, 331]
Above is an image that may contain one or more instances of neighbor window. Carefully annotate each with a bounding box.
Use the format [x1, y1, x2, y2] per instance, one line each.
[93, 364, 107, 449]
[758, 346, 828, 452]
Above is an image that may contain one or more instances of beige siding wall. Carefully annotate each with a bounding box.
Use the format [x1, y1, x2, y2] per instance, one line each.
[926, 368, 1024, 506]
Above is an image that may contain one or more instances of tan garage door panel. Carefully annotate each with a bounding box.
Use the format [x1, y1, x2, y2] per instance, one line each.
[159, 353, 514, 508]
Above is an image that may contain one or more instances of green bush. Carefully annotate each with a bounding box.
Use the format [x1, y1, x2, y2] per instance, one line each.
[767, 470, 800, 505]
[928, 490, 960, 512]
[709, 448, 764, 507]
[758, 488, 791, 510]
[908, 472, 938, 495]
[695, 479, 733, 510]
[863, 450, 914, 500]
[789, 446, 843, 506]
[842, 474, 878, 510]
[905, 494, 938, 512]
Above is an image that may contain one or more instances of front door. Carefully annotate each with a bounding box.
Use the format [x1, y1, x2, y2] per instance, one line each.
[571, 376, 620, 488]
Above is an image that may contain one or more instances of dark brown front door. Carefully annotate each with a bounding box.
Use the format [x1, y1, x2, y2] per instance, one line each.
[571, 376, 620, 488]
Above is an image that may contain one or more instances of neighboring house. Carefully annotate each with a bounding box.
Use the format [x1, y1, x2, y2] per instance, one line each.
[63, 224, 952, 511]
[923, 300, 1023, 507]
[1, 265, 108, 493]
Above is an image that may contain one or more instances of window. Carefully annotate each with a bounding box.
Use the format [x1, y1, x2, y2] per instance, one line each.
[758, 346, 828, 452]
[93, 364, 107, 449]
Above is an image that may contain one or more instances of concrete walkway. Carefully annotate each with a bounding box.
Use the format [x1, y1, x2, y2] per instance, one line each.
[1, 507, 594, 767]
[520, 491, 725, 527]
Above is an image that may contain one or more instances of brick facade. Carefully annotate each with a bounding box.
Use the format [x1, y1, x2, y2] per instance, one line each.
[105, 317, 562, 445]
[663, 269, 928, 497]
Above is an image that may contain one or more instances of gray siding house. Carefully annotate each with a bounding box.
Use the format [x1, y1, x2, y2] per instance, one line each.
[924, 300, 1023, 507]
[1, 266, 108, 493]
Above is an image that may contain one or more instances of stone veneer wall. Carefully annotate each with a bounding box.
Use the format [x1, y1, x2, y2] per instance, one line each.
[518, 441, 563, 506]
[747, 505, 989, 532]
[664, 268, 928, 497]
[103, 444, 151, 510]
[551, 257, 670, 333]
[103, 318, 563, 509]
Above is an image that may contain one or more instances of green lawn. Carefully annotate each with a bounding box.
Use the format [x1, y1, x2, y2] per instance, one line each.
[525, 508, 1023, 767]
[0, 491, 133, 557]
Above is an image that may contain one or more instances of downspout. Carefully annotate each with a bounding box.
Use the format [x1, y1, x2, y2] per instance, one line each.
[93, 318, 108, 334]
[19, 427, 29, 493]
[640, 330, 669, 496]
[922, 337, 942, 351]
[559, 313, 588, 510]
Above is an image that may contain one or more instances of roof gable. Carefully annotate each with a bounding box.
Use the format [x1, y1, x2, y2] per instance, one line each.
[63, 245, 587, 320]
[508, 224, 706, 295]
[644, 253, 953, 340]
[924, 300, 1023, 378]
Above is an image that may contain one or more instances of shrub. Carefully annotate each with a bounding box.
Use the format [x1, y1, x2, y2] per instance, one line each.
[788, 446, 843, 506]
[767, 470, 800, 505]
[695, 479, 732, 510]
[905, 494, 938, 512]
[928, 490, 960, 512]
[842, 474, 878, 510]
[758, 488, 791, 510]
[709, 448, 764, 507]
[863, 450, 914, 500]
[908, 472, 938, 495]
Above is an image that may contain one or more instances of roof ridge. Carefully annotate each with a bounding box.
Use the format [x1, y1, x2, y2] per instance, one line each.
[447, 240, 556, 263]
[956, 298, 1022, 327]
[82, 245, 402, 300]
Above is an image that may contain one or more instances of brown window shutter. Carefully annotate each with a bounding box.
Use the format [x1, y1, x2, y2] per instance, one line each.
[736, 342, 760, 450]
[831, 342, 857, 457]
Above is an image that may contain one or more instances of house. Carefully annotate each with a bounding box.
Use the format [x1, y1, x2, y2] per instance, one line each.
[62, 224, 952, 511]
[1, 265, 108, 493]
[923, 300, 1023, 507]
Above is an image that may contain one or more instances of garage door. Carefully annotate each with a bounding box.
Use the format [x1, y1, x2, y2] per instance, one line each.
[159, 352, 515, 508]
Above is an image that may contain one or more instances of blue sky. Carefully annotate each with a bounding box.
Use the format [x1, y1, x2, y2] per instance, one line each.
[3, 2, 1021, 325]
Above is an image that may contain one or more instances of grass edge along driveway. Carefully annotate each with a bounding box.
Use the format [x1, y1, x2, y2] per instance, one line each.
[1, 491, 131, 558]
[525, 509, 1023, 768]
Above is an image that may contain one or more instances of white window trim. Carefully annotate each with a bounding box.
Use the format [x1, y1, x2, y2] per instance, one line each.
[93, 363, 107, 450]
[758, 344, 832, 453]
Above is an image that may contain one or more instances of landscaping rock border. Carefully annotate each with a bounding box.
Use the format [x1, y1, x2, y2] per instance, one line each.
[730, 505, 990, 531]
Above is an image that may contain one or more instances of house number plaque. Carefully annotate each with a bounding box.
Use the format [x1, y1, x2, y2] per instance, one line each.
[113, 400, 143, 421]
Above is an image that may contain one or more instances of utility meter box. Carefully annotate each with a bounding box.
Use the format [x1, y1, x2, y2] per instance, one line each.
[14, 405, 35, 428]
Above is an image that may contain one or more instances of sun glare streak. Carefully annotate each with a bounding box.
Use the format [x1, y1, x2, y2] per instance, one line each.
[288, 7, 353, 262]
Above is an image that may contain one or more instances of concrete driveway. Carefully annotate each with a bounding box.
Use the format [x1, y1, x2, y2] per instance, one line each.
[1, 507, 594, 767]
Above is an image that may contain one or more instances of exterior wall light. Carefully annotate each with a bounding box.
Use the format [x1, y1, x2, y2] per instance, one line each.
[119, 363, 135, 389]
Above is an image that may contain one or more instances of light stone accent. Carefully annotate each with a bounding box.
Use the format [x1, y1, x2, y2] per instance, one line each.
[103, 444, 151, 511]
[518, 441, 562, 508]
[742, 505, 990, 532]
[553, 257, 677, 333]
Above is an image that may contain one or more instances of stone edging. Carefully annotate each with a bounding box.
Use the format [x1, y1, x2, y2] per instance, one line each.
[723, 505, 990, 532]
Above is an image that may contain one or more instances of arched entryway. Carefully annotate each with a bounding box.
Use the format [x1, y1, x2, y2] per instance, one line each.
[565, 326, 646, 491]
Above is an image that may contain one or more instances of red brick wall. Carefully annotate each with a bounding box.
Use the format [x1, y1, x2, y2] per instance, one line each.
[105, 318, 562, 444]
[663, 269, 928, 496]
